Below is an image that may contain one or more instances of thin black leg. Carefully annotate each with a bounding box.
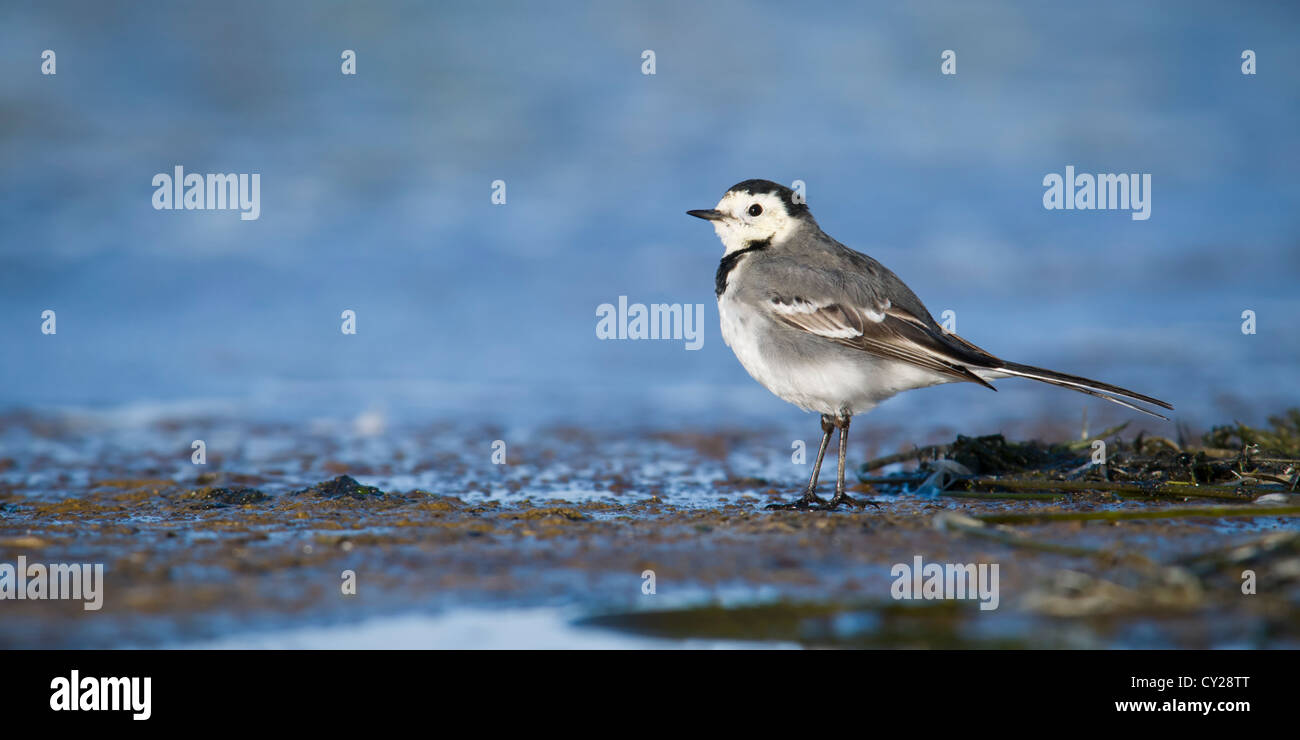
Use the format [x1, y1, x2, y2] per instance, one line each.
[827, 415, 879, 509]
[765, 415, 834, 510]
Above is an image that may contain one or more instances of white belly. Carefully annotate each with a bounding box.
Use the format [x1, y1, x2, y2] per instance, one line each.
[718, 292, 949, 417]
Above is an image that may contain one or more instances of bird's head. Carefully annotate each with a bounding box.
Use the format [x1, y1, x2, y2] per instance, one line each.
[687, 179, 813, 254]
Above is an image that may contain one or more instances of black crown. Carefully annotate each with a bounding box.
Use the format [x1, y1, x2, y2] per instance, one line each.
[726, 179, 810, 217]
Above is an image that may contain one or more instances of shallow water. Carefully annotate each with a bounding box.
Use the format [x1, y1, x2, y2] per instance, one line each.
[176, 608, 796, 650]
[2, 407, 1298, 649]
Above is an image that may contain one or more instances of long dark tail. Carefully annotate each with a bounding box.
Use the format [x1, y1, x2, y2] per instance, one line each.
[994, 362, 1174, 420]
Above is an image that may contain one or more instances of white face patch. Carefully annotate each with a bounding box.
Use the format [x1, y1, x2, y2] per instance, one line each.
[708, 190, 802, 255]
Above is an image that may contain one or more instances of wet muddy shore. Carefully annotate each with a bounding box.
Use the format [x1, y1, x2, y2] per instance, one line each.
[2, 411, 1298, 648]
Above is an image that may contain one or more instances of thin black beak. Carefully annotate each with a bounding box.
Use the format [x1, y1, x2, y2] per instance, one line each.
[686, 209, 725, 222]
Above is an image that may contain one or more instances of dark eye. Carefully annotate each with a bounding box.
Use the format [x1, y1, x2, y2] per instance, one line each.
[748, 203, 763, 217]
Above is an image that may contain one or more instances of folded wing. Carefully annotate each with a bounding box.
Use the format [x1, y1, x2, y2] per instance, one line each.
[747, 258, 1173, 419]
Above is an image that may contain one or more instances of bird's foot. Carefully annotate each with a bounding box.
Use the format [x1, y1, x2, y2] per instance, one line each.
[765, 489, 828, 510]
[826, 491, 859, 508]
[826, 491, 883, 509]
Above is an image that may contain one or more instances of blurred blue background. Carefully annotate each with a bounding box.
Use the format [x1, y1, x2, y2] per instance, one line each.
[2, 0, 1297, 435]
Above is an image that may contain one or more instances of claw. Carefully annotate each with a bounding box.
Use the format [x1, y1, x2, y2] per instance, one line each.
[765, 489, 828, 510]
[827, 492, 883, 509]
[826, 492, 861, 508]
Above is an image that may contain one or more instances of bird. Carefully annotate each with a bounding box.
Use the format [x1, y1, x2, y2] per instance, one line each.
[687, 179, 1173, 510]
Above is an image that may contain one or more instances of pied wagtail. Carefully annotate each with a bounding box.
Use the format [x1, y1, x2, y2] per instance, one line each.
[688, 179, 1172, 510]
